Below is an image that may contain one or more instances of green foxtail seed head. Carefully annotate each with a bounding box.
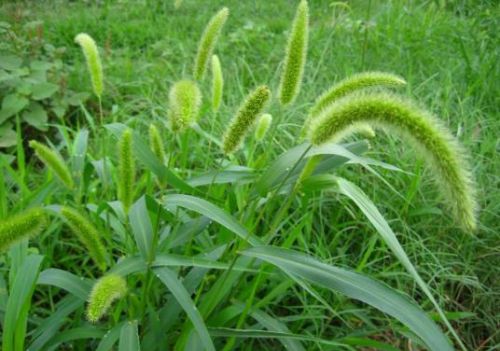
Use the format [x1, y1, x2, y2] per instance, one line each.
[0, 208, 47, 252]
[255, 113, 272, 141]
[75, 33, 104, 98]
[193, 7, 229, 81]
[174, 0, 183, 9]
[278, 0, 309, 105]
[168, 80, 202, 132]
[308, 92, 478, 232]
[61, 206, 108, 271]
[222, 85, 271, 154]
[211, 54, 223, 111]
[117, 129, 135, 213]
[86, 274, 127, 323]
[301, 71, 406, 137]
[149, 124, 166, 164]
[29, 140, 74, 189]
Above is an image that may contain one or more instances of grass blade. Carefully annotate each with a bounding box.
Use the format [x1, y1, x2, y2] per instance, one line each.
[119, 321, 140, 351]
[37, 268, 92, 300]
[129, 196, 153, 261]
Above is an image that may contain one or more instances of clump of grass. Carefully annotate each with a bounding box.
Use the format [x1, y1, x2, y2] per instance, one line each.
[60, 206, 108, 271]
[75, 33, 104, 99]
[222, 85, 271, 154]
[29, 140, 74, 189]
[149, 124, 166, 164]
[308, 92, 478, 231]
[0, 208, 47, 252]
[117, 129, 135, 213]
[254, 113, 272, 141]
[193, 7, 229, 81]
[278, 0, 309, 105]
[86, 274, 127, 323]
[211, 55, 223, 112]
[168, 80, 202, 132]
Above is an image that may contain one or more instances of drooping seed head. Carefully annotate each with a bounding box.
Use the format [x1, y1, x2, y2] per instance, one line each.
[308, 92, 478, 232]
[86, 274, 127, 323]
[29, 140, 74, 189]
[61, 206, 108, 271]
[149, 124, 166, 164]
[301, 71, 406, 137]
[222, 85, 271, 154]
[117, 129, 135, 213]
[255, 113, 273, 141]
[193, 7, 229, 81]
[278, 0, 309, 105]
[211, 55, 223, 111]
[168, 80, 202, 132]
[0, 208, 47, 252]
[75, 33, 104, 98]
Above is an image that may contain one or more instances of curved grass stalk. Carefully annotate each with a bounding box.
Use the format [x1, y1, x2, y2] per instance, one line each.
[61, 206, 108, 271]
[309, 92, 477, 231]
[193, 7, 229, 81]
[29, 140, 74, 189]
[211, 55, 223, 111]
[117, 129, 135, 213]
[0, 208, 47, 252]
[75, 33, 104, 99]
[301, 71, 406, 136]
[86, 274, 127, 323]
[278, 0, 309, 105]
[168, 79, 202, 132]
[222, 85, 271, 154]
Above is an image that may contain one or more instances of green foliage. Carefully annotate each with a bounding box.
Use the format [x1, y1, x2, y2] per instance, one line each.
[222, 85, 271, 154]
[117, 129, 135, 213]
[60, 206, 108, 271]
[86, 274, 127, 323]
[75, 33, 104, 99]
[211, 55, 223, 112]
[254, 113, 272, 141]
[308, 92, 477, 232]
[193, 7, 229, 81]
[0, 22, 88, 147]
[278, 0, 308, 105]
[0, 208, 46, 252]
[29, 140, 74, 189]
[168, 79, 202, 132]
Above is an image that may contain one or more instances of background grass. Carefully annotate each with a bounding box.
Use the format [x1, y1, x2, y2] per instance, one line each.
[1, 0, 498, 349]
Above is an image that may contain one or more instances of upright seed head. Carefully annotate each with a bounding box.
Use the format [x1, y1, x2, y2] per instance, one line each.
[254, 113, 273, 141]
[278, 0, 309, 105]
[29, 140, 74, 189]
[222, 85, 271, 154]
[60, 206, 108, 271]
[75, 33, 104, 99]
[86, 274, 127, 323]
[308, 92, 478, 232]
[117, 129, 135, 213]
[211, 55, 224, 112]
[0, 208, 47, 252]
[149, 124, 166, 164]
[193, 7, 229, 81]
[168, 80, 202, 132]
[301, 71, 406, 137]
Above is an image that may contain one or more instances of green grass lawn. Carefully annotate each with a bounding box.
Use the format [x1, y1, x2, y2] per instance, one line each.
[0, 0, 498, 350]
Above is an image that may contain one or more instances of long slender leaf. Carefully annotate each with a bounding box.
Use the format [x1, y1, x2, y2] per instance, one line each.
[119, 321, 140, 351]
[96, 322, 126, 351]
[243, 246, 453, 351]
[37, 268, 92, 300]
[129, 196, 154, 260]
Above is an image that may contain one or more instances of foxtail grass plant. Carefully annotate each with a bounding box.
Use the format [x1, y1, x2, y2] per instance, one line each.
[278, 0, 309, 105]
[29, 140, 74, 189]
[211, 55, 223, 112]
[75, 33, 104, 100]
[193, 7, 229, 81]
[0, 208, 47, 252]
[86, 274, 127, 323]
[168, 80, 202, 132]
[117, 129, 135, 213]
[148, 124, 166, 164]
[254, 113, 272, 141]
[308, 92, 477, 232]
[60, 206, 108, 271]
[222, 85, 271, 154]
